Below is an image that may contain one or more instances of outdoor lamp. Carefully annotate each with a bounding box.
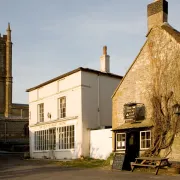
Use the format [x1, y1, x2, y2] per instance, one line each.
[173, 104, 180, 115]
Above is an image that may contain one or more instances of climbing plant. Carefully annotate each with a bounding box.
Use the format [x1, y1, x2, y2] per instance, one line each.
[143, 28, 180, 157]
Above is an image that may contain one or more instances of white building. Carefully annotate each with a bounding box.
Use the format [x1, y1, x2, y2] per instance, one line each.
[27, 46, 122, 159]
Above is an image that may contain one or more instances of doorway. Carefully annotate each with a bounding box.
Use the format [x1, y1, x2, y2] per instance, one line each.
[124, 130, 140, 170]
[49, 128, 56, 150]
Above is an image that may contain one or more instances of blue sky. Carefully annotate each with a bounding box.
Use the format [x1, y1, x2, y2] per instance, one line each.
[0, 0, 180, 104]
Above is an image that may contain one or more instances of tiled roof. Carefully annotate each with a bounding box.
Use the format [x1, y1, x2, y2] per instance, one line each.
[112, 120, 153, 131]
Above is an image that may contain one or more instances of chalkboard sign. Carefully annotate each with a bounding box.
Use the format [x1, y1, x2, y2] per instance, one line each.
[124, 105, 136, 119]
[124, 103, 145, 120]
[112, 153, 125, 170]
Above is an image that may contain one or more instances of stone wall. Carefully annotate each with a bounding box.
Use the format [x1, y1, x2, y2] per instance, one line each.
[11, 104, 29, 118]
[0, 119, 29, 144]
[112, 25, 180, 161]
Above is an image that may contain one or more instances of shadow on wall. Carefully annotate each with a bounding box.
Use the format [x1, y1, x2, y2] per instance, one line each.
[90, 146, 110, 160]
[74, 143, 82, 158]
[31, 142, 83, 160]
[47, 143, 81, 160]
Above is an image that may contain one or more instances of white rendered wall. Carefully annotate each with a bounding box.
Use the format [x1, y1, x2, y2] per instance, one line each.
[99, 76, 120, 126]
[90, 129, 112, 159]
[28, 71, 83, 159]
[81, 71, 121, 129]
[81, 71, 121, 157]
[28, 70, 121, 159]
[29, 71, 82, 126]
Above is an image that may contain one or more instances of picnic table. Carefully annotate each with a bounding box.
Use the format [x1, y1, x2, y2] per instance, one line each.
[131, 157, 171, 175]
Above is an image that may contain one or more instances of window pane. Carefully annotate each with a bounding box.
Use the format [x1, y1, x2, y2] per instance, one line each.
[141, 132, 145, 140]
[146, 140, 151, 148]
[146, 132, 151, 139]
[122, 134, 126, 141]
[141, 140, 145, 149]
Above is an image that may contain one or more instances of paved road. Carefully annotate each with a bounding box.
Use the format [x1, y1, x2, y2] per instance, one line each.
[0, 153, 180, 180]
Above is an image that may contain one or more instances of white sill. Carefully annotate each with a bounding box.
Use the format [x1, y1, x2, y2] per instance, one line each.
[116, 149, 126, 151]
[54, 149, 75, 152]
[34, 150, 49, 153]
[140, 148, 150, 150]
[33, 149, 75, 153]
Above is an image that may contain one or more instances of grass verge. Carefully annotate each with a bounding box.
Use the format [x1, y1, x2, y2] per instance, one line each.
[53, 158, 109, 169]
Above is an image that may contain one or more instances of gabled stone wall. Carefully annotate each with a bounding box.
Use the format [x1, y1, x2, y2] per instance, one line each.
[112, 26, 180, 161]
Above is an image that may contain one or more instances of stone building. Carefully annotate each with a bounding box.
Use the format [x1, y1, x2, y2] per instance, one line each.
[112, 0, 180, 168]
[0, 24, 29, 151]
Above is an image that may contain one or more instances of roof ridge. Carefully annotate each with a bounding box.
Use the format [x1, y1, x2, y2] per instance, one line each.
[26, 67, 123, 92]
[161, 23, 180, 43]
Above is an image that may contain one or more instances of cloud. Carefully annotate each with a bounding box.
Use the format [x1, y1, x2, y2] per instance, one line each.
[40, 12, 146, 38]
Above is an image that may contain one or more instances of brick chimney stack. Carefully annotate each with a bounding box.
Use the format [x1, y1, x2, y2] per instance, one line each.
[147, 0, 168, 31]
[100, 46, 110, 73]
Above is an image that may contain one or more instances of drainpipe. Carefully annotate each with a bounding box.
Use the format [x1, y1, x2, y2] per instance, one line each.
[97, 74, 100, 128]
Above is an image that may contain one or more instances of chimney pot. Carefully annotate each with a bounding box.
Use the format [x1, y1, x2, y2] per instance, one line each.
[103, 46, 107, 55]
[100, 46, 110, 73]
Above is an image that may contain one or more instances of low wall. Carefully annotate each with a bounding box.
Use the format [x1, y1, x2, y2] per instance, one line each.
[90, 129, 112, 160]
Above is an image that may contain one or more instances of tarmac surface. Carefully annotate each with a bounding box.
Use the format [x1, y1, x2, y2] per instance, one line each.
[0, 152, 180, 180]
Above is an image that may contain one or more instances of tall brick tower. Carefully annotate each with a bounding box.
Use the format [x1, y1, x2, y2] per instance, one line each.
[5, 23, 13, 117]
[0, 24, 29, 151]
[0, 23, 13, 117]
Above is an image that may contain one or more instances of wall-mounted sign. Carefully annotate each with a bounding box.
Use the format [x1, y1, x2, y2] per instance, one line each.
[124, 105, 136, 119]
[124, 103, 145, 121]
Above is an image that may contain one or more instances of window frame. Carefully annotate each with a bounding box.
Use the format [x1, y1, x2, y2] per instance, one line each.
[116, 133, 126, 150]
[37, 103, 44, 122]
[58, 96, 66, 118]
[34, 129, 49, 151]
[29, 111, 31, 120]
[140, 130, 151, 150]
[34, 125, 75, 151]
[58, 125, 74, 150]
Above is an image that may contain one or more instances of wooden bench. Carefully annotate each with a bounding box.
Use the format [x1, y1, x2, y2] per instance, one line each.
[131, 157, 170, 175]
[132, 163, 157, 168]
